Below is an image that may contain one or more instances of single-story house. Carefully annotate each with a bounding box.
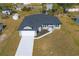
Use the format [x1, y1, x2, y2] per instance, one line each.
[15, 4, 24, 11]
[18, 14, 61, 37]
[12, 13, 20, 20]
[65, 8, 79, 12]
[46, 3, 53, 11]
[15, 6, 22, 11]
[2, 9, 12, 15]
[16, 14, 61, 56]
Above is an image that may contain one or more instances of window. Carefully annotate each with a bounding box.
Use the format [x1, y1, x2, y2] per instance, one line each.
[55, 25, 59, 27]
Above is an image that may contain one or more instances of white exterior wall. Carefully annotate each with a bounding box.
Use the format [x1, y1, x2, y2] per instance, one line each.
[38, 27, 42, 32]
[47, 27, 53, 32]
[2, 11, 10, 15]
[54, 25, 61, 29]
[42, 25, 47, 29]
[16, 7, 22, 11]
[12, 14, 19, 20]
[65, 8, 79, 12]
[40, 24, 61, 32]
[34, 31, 37, 36]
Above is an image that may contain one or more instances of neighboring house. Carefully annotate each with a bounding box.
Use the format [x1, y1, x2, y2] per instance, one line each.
[46, 3, 53, 11]
[73, 17, 79, 25]
[65, 8, 79, 12]
[2, 9, 12, 15]
[0, 23, 4, 32]
[15, 6, 22, 11]
[42, 3, 53, 15]
[15, 4, 24, 11]
[19, 14, 61, 37]
[12, 13, 19, 20]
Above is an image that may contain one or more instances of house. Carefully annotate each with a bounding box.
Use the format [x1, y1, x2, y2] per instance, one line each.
[65, 8, 79, 12]
[12, 13, 19, 20]
[2, 9, 12, 15]
[19, 14, 61, 37]
[16, 14, 61, 56]
[15, 6, 22, 11]
[46, 3, 53, 11]
[42, 3, 53, 15]
[15, 4, 24, 11]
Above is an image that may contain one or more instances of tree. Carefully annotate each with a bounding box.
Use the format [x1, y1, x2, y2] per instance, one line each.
[42, 3, 47, 14]
[3, 3, 13, 9]
[0, 6, 2, 12]
[60, 3, 74, 8]
[52, 3, 64, 15]
[22, 7, 31, 11]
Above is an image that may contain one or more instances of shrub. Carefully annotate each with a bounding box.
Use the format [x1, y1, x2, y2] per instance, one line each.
[22, 7, 31, 11]
[1, 14, 9, 19]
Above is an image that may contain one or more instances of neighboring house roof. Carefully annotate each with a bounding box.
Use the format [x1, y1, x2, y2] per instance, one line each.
[12, 13, 19, 20]
[0, 23, 3, 32]
[75, 17, 79, 24]
[19, 14, 61, 31]
[2, 8, 12, 11]
[65, 8, 79, 12]
[2, 8, 12, 15]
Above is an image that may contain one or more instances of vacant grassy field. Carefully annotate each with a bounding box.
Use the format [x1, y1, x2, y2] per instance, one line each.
[0, 5, 42, 56]
[33, 15, 79, 56]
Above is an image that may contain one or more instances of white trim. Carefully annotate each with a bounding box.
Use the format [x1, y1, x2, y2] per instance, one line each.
[54, 25, 61, 29]
[20, 31, 36, 36]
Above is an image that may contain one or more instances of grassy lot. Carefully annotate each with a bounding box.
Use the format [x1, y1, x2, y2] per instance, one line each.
[0, 4, 42, 56]
[33, 15, 79, 56]
[0, 15, 23, 56]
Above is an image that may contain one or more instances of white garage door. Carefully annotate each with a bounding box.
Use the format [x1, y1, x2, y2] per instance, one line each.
[15, 31, 35, 56]
[20, 31, 36, 36]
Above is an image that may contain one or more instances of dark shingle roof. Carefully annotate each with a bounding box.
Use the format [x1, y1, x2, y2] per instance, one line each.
[3, 8, 11, 11]
[75, 17, 79, 25]
[19, 14, 61, 31]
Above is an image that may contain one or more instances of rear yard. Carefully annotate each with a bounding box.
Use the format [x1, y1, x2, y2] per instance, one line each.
[33, 15, 79, 56]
